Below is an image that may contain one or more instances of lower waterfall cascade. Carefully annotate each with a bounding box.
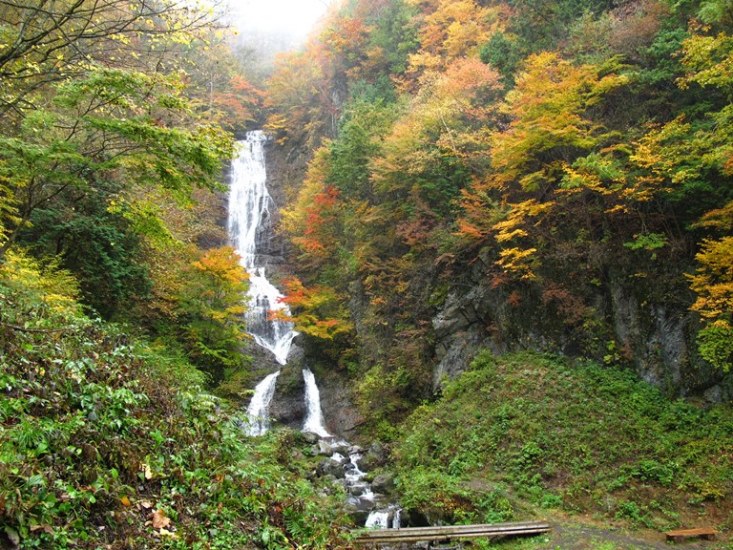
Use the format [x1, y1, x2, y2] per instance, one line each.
[228, 130, 402, 528]
[245, 371, 280, 437]
[303, 368, 332, 438]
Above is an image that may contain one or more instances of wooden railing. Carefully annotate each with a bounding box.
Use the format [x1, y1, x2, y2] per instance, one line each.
[354, 520, 552, 546]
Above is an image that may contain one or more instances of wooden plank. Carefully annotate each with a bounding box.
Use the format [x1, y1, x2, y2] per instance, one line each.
[354, 521, 551, 546]
[355, 529, 551, 544]
[356, 528, 551, 541]
[665, 527, 717, 542]
[357, 526, 551, 541]
[359, 521, 548, 536]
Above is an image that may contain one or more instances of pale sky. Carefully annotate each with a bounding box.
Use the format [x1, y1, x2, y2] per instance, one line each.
[230, 0, 334, 40]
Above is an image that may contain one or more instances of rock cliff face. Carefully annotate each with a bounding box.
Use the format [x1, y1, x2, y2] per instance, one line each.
[431, 248, 732, 401]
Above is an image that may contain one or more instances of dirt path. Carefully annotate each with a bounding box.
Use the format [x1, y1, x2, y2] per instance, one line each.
[487, 520, 727, 550]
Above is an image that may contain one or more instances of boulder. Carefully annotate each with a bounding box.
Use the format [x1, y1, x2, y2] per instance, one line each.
[359, 442, 388, 470]
[371, 473, 395, 493]
[318, 439, 334, 456]
[317, 459, 345, 479]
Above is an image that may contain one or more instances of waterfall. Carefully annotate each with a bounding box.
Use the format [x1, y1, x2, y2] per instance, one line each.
[227, 132, 399, 528]
[365, 511, 390, 529]
[228, 131, 296, 366]
[229, 131, 297, 434]
[245, 371, 280, 436]
[365, 505, 402, 529]
[303, 368, 331, 437]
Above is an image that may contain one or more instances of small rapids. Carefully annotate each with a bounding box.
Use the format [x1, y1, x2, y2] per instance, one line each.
[318, 439, 403, 529]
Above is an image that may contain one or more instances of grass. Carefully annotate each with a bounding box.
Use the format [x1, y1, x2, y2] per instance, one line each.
[393, 351, 733, 536]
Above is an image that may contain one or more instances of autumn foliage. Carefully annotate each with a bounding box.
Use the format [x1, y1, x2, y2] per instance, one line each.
[267, 0, 733, 382]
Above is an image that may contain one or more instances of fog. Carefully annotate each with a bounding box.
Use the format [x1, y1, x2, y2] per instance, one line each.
[228, 0, 335, 67]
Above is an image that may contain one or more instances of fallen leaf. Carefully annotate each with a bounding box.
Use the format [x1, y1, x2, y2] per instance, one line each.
[141, 463, 153, 480]
[120, 496, 131, 507]
[140, 500, 154, 509]
[151, 509, 171, 530]
[159, 528, 178, 538]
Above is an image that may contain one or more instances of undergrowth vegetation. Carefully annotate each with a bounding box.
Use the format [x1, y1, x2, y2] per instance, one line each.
[393, 352, 733, 533]
[0, 252, 351, 549]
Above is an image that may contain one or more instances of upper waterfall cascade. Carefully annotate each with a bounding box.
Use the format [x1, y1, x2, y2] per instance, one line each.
[228, 131, 296, 366]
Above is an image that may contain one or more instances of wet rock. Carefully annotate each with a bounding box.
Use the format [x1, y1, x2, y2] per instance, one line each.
[318, 439, 334, 456]
[332, 443, 353, 457]
[371, 473, 395, 494]
[360, 442, 388, 470]
[350, 510, 370, 526]
[286, 340, 306, 368]
[317, 459, 345, 479]
[348, 484, 368, 497]
[302, 432, 319, 444]
[269, 364, 306, 429]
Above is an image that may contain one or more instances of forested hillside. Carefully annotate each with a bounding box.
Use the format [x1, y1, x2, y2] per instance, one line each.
[0, 0, 264, 382]
[2, 0, 733, 547]
[266, 0, 733, 421]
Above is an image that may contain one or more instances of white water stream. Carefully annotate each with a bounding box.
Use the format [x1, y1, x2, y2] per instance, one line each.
[229, 131, 296, 366]
[245, 371, 280, 436]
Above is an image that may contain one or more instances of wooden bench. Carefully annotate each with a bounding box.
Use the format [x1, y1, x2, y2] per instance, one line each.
[665, 527, 717, 543]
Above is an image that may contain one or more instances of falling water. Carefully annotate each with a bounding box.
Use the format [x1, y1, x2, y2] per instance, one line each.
[303, 368, 331, 437]
[365, 505, 402, 529]
[228, 133, 400, 527]
[228, 131, 296, 365]
[245, 371, 280, 436]
[229, 131, 297, 434]
[365, 511, 390, 529]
